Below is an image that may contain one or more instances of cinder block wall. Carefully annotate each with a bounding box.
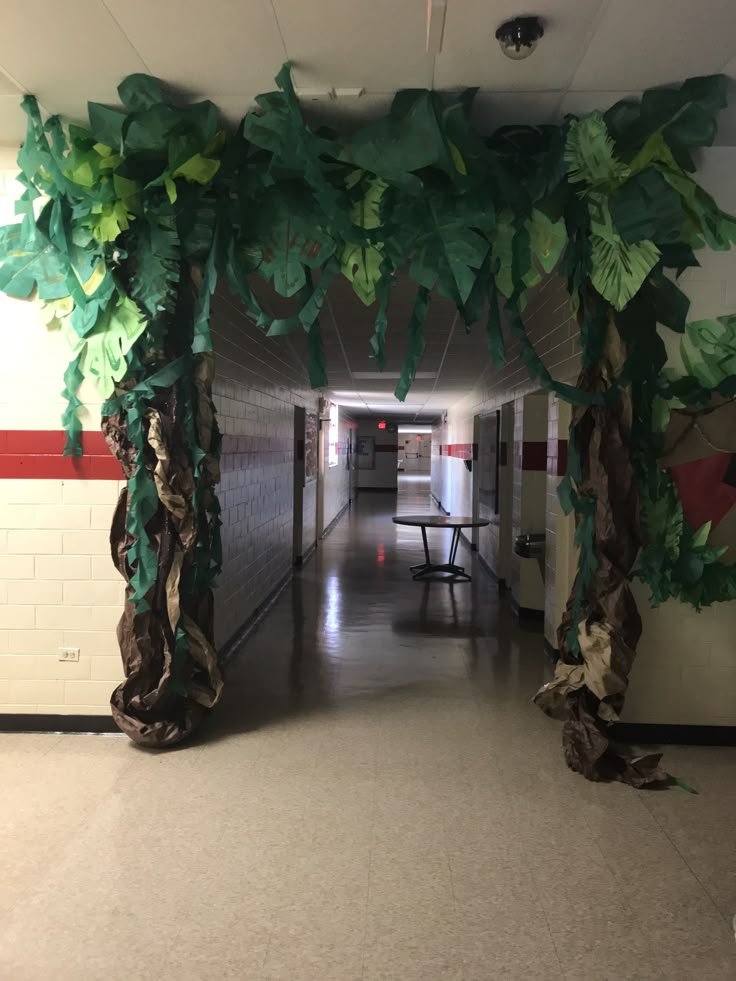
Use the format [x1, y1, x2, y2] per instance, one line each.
[511, 393, 549, 613]
[0, 164, 352, 715]
[209, 289, 320, 647]
[544, 396, 575, 651]
[433, 148, 736, 725]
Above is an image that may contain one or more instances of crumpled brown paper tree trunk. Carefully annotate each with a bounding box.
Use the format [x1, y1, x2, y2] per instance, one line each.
[102, 350, 223, 747]
[534, 324, 668, 787]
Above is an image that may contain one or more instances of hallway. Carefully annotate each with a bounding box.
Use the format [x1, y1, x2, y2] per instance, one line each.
[1, 477, 735, 980]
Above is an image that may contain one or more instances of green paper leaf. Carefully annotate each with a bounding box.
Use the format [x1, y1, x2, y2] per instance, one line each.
[679, 314, 736, 388]
[88, 200, 133, 243]
[341, 243, 383, 305]
[130, 215, 180, 318]
[640, 269, 690, 332]
[117, 73, 164, 112]
[590, 233, 660, 311]
[609, 168, 683, 245]
[252, 186, 336, 298]
[0, 224, 68, 300]
[565, 113, 630, 192]
[60, 353, 84, 457]
[369, 275, 391, 370]
[606, 75, 728, 166]
[76, 295, 148, 398]
[87, 102, 125, 150]
[396, 186, 493, 308]
[173, 152, 221, 186]
[341, 176, 386, 305]
[299, 255, 340, 331]
[526, 208, 566, 274]
[395, 286, 431, 401]
[339, 89, 459, 188]
[691, 521, 712, 549]
[651, 396, 671, 433]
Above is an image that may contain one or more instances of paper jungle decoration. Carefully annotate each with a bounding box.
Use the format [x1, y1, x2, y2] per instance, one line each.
[0, 66, 734, 781]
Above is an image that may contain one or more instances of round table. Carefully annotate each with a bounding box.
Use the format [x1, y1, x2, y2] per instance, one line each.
[392, 515, 490, 583]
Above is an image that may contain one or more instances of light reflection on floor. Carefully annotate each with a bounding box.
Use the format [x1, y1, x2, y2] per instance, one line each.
[1, 475, 735, 980]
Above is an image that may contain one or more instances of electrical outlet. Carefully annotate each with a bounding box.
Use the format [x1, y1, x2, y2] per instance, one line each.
[58, 647, 80, 662]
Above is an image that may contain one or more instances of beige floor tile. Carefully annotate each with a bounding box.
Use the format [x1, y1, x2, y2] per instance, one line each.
[3, 480, 736, 980]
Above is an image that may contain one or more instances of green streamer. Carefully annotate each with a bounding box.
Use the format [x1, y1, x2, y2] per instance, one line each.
[486, 279, 506, 368]
[395, 286, 431, 401]
[369, 270, 392, 370]
[60, 353, 84, 457]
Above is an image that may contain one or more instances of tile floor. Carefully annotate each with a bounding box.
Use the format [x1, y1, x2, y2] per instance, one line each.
[1, 476, 735, 980]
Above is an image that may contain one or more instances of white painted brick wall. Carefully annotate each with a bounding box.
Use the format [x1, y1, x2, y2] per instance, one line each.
[433, 148, 736, 726]
[210, 289, 352, 649]
[0, 155, 350, 713]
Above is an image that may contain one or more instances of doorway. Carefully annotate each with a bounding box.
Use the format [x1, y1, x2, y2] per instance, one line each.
[293, 406, 305, 564]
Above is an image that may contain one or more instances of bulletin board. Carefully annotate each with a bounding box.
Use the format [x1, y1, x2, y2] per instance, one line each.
[357, 436, 375, 470]
[305, 411, 318, 483]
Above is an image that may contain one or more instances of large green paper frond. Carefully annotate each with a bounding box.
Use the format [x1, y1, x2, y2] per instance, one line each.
[590, 235, 660, 311]
[565, 113, 630, 192]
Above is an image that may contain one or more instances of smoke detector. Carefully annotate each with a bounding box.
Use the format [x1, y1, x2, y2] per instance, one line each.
[495, 16, 544, 60]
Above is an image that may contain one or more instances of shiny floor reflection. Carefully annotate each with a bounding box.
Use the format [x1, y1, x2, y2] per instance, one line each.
[1, 476, 735, 981]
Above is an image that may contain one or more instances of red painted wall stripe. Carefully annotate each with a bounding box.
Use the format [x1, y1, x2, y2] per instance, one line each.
[0, 430, 122, 480]
[442, 443, 476, 460]
[521, 441, 548, 472]
[557, 440, 568, 477]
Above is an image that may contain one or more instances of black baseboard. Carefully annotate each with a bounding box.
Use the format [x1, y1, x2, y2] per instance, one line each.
[611, 722, 736, 746]
[431, 494, 450, 515]
[320, 499, 351, 539]
[294, 541, 316, 567]
[0, 714, 120, 734]
[217, 569, 296, 664]
[477, 552, 495, 579]
[1, 494, 352, 737]
[476, 553, 509, 594]
[510, 594, 545, 621]
[358, 486, 398, 492]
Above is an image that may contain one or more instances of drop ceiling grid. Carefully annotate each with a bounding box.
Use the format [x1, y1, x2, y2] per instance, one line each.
[0, 0, 734, 145]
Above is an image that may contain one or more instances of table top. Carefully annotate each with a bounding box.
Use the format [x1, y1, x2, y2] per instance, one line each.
[393, 515, 490, 529]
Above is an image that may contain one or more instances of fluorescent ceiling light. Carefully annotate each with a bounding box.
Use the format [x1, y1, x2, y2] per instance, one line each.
[398, 425, 433, 433]
[351, 371, 436, 380]
[426, 0, 447, 54]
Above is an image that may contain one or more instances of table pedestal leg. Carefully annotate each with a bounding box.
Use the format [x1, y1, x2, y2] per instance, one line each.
[411, 525, 472, 583]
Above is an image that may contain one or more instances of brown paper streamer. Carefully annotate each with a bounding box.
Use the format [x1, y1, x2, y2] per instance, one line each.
[535, 319, 668, 786]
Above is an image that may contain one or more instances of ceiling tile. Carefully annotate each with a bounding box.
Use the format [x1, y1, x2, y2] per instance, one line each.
[0, 1, 146, 112]
[434, 0, 605, 91]
[556, 89, 638, 120]
[0, 70, 20, 97]
[106, 0, 286, 96]
[300, 93, 396, 132]
[273, 0, 434, 90]
[472, 91, 561, 135]
[571, 0, 736, 91]
[0, 96, 26, 147]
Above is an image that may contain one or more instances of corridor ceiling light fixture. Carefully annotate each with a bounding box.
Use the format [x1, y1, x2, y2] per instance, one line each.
[352, 371, 437, 380]
[495, 16, 544, 60]
[426, 0, 447, 55]
[398, 425, 433, 433]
